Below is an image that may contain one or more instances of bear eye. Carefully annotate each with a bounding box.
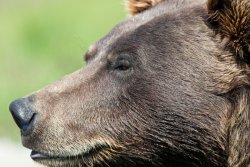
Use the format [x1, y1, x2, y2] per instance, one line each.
[113, 54, 132, 71]
[114, 59, 131, 71]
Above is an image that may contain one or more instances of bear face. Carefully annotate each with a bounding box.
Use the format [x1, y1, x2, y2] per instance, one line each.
[9, 0, 250, 167]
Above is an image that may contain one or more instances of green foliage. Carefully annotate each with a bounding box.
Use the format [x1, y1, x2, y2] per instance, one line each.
[0, 0, 125, 139]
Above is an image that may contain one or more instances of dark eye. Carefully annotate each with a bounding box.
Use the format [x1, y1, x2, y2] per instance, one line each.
[113, 54, 132, 71]
[114, 59, 131, 71]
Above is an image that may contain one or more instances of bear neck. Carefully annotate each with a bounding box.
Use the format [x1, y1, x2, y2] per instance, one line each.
[227, 87, 250, 166]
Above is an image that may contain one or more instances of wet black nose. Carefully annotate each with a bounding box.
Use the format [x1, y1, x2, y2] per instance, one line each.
[9, 98, 37, 135]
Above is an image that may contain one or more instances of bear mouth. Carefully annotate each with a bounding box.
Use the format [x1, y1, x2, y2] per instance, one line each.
[31, 151, 69, 161]
[30, 143, 109, 162]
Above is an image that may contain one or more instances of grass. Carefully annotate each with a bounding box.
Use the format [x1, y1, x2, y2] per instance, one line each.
[0, 0, 126, 139]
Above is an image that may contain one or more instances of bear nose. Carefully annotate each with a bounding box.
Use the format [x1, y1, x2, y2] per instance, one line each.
[9, 98, 37, 135]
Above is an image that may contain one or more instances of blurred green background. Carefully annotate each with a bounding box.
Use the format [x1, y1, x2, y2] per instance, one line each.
[0, 0, 126, 140]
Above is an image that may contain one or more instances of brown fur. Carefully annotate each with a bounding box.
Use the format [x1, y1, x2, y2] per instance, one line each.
[207, 1, 250, 166]
[208, 0, 250, 59]
[126, 0, 162, 15]
[9, 0, 250, 166]
[228, 89, 250, 166]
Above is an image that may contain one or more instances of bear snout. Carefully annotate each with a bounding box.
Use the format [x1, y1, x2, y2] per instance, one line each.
[9, 98, 38, 136]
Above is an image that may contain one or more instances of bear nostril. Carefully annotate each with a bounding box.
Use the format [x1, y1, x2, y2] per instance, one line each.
[9, 98, 37, 135]
[22, 124, 29, 131]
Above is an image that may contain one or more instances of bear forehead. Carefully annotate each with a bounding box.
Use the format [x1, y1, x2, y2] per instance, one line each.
[86, 0, 207, 59]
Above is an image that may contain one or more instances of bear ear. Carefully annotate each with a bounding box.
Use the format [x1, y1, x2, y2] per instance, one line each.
[208, 0, 250, 61]
[126, 0, 162, 15]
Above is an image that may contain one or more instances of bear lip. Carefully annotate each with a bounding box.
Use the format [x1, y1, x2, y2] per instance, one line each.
[31, 150, 50, 159]
[31, 150, 83, 161]
[30, 143, 110, 161]
[31, 150, 86, 161]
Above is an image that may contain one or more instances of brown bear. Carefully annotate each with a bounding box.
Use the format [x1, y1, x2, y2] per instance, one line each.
[9, 0, 250, 166]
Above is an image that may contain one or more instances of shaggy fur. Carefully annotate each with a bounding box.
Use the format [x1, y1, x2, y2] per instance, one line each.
[228, 88, 250, 166]
[208, 0, 250, 59]
[9, 0, 250, 166]
[126, 0, 162, 15]
[208, 1, 250, 166]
